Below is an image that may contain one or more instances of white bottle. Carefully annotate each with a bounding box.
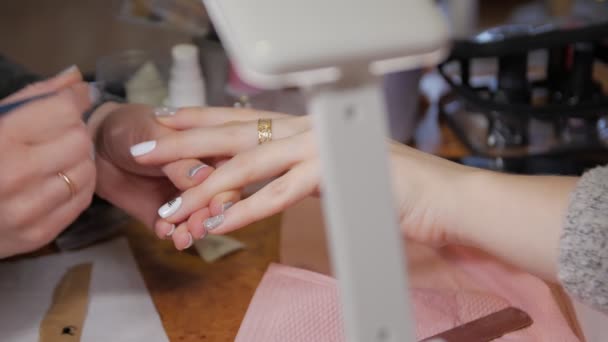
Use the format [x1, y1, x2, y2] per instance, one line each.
[168, 44, 206, 107]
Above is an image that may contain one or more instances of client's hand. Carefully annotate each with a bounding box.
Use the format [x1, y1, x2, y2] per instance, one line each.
[134, 108, 578, 282]
[89, 104, 290, 249]
[132, 109, 472, 247]
[87, 104, 214, 239]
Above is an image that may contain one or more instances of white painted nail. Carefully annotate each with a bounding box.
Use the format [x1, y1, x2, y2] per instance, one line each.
[88, 82, 102, 104]
[58, 65, 78, 75]
[188, 164, 208, 178]
[130, 140, 157, 157]
[154, 107, 178, 117]
[158, 197, 182, 218]
[184, 233, 193, 249]
[165, 224, 176, 237]
[204, 214, 224, 231]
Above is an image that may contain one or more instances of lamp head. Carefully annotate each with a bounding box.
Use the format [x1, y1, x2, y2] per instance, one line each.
[204, 0, 450, 88]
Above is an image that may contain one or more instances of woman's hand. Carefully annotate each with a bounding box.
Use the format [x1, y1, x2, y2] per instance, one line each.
[0, 67, 96, 257]
[136, 108, 579, 282]
[88, 103, 213, 234]
[89, 105, 291, 249]
[131, 110, 469, 247]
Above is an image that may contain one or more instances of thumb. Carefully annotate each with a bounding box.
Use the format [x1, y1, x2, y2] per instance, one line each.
[0, 65, 83, 104]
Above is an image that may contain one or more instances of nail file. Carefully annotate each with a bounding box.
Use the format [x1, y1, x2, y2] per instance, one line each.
[194, 235, 245, 263]
[39, 263, 93, 342]
[419, 307, 533, 342]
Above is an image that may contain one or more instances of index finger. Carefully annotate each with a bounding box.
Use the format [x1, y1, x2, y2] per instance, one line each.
[131, 117, 310, 165]
[0, 65, 83, 104]
[155, 106, 290, 130]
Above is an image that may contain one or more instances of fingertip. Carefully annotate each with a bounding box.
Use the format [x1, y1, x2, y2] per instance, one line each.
[154, 107, 186, 130]
[209, 191, 241, 217]
[153, 106, 178, 118]
[56, 65, 81, 77]
[188, 208, 211, 239]
[188, 163, 213, 181]
[172, 224, 193, 251]
[155, 220, 175, 239]
[155, 106, 226, 129]
[50, 65, 84, 86]
[155, 115, 177, 128]
[62, 81, 94, 113]
[130, 140, 157, 159]
[162, 160, 212, 191]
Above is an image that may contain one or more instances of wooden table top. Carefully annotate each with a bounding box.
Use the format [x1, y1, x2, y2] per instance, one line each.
[123, 215, 281, 342]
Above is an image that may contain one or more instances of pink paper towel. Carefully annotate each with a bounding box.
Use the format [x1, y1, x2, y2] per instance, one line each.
[237, 264, 520, 341]
[236, 246, 580, 341]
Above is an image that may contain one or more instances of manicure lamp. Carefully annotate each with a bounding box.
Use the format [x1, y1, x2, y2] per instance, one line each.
[203, 1, 450, 341]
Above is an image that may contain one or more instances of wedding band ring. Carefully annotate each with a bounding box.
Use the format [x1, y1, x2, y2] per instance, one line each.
[257, 118, 272, 145]
[57, 172, 76, 199]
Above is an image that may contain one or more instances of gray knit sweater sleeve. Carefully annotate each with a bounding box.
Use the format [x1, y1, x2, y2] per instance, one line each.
[558, 165, 608, 313]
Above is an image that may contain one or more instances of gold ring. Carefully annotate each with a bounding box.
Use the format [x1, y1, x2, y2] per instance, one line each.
[57, 172, 76, 199]
[257, 118, 272, 145]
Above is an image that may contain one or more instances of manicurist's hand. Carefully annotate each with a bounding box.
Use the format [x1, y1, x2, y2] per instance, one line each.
[0, 66, 96, 257]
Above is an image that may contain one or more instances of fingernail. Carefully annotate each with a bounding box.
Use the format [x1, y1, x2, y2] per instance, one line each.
[166, 224, 176, 237]
[154, 107, 178, 117]
[222, 202, 234, 212]
[199, 227, 209, 240]
[57, 64, 79, 75]
[188, 164, 209, 178]
[204, 214, 224, 231]
[203, 202, 233, 231]
[158, 197, 182, 218]
[88, 82, 102, 105]
[184, 233, 193, 249]
[130, 140, 156, 157]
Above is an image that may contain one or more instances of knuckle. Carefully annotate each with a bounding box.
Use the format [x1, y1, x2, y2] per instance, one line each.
[230, 154, 249, 171]
[228, 155, 255, 183]
[70, 126, 93, 158]
[0, 166, 28, 195]
[267, 177, 290, 200]
[56, 93, 82, 120]
[0, 208, 17, 231]
[0, 173, 15, 194]
[225, 124, 248, 149]
[22, 225, 60, 248]
[4, 202, 35, 234]
[172, 136, 191, 160]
